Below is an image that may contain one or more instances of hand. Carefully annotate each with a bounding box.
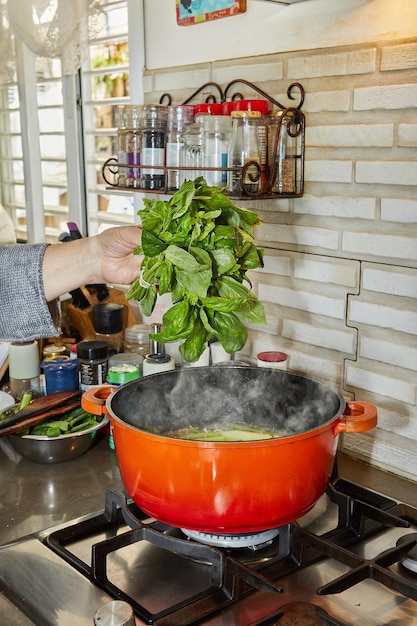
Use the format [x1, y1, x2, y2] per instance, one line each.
[92, 225, 143, 286]
[42, 225, 143, 302]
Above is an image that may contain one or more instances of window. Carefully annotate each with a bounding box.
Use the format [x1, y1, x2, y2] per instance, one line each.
[0, 0, 136, 243]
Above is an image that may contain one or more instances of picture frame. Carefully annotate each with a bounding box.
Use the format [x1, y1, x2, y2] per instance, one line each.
[176, 0, 246, 26]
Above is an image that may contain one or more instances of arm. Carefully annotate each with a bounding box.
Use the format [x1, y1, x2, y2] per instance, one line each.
[42, 225, 142, 301]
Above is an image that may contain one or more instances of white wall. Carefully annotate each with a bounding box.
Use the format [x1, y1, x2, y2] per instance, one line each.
[144, 0, 417, 69]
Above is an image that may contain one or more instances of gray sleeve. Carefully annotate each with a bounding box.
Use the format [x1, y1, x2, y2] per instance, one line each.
[0, 243, 61, 342]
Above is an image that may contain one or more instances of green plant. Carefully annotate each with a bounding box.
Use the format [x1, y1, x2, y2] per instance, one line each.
[126, 178, 266, 362]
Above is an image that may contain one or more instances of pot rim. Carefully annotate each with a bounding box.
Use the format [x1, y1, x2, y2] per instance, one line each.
[106, 367, 347, 445]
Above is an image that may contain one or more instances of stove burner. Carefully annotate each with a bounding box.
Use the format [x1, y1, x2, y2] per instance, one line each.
[397, 533, 417, 573]
[181, 527, 280, 549]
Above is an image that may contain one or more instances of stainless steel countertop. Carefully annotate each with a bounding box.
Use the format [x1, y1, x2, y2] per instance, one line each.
[1, 432, 417, 625]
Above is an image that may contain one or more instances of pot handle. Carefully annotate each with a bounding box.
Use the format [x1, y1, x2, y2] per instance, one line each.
[81, 385, 117, 416]
[333, 401, 377, 435]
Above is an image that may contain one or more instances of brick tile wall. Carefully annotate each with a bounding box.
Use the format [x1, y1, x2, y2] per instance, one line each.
[143, 39, 417, 480]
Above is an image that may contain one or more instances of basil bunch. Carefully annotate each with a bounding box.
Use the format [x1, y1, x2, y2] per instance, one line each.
[126, 178, 266, 362]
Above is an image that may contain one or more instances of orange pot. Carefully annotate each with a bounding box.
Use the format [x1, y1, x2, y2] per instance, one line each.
[83, 367, 377, 534]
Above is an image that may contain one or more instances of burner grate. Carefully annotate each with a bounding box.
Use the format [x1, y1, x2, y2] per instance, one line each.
[44, 472, 417, 626]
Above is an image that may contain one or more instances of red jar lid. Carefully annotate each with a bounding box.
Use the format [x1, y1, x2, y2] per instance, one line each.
[231, 99, 270, 115]
[194, 102, 224, 116]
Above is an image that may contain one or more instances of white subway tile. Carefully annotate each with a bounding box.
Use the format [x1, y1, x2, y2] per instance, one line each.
[307, 124, 394, 148]
[258, 223, 339, 251]
[305, 160, 353, 183]
[294, 195, 376, 220]
[345, 362, 415, 403]
[354, 84, 417, 110]
[381, 43, 417, 72]
[348, 299, 417, 336]
[381, 198, 417, 223]
[398, 124, 417, 147]
[288, 49, 376, 79]
[258, 284, 346, 319]
[359, 336, 417, 372]
[343, 231, 417, 261]
[294, 258, 359, 288]
[282, 319, 356, 354]
[303, 90, 350, 113]
[356, 161, 417, 186]
[361, 266, 417, 298]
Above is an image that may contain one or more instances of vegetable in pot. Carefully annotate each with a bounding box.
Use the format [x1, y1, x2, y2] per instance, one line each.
[126, 178, 266, 362]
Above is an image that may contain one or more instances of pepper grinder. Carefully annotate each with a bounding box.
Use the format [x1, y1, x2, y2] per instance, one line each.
[8, 340, 41, 401]
[142, 323, 175, 376]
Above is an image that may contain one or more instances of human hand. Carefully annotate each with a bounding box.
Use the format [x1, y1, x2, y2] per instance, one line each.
[92, 225, 143, 286]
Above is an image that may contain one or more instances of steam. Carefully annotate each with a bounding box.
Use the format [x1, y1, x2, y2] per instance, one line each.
[111, 367, 343, 438]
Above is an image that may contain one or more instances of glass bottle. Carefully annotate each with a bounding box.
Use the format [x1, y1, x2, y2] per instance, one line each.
[115, 105, 126, 187]
[140, 104, 168, 190]
[267, 110, 296, 194]
[124, 104, 142, 189]
[227, 110, 262, 195]
[202, 115, 232, 187]
[165, 104, 195, 190]
[179, 122, 204, 185]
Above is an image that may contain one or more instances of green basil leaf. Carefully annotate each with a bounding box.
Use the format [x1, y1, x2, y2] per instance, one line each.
[179, 316, 209, 362]
[139, 283, 157, 317]
[209, 310, 248, 354]
[141, 229, 168, 256]
[211, 248, 237, 275]
[236, 299, 267, 324]
[164, 245, 202, 271]
[200, 296, 244, 312]
[216, 275, 258, 301]
[158, 260, 173, 295]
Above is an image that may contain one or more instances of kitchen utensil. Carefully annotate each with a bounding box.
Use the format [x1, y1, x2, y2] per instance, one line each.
[82, 367, 377, 534]
[8, 415, 108, 463]
[0, 390, 81, 437]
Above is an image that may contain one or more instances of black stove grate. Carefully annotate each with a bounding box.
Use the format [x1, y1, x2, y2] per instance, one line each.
[44, 464, 417, 626]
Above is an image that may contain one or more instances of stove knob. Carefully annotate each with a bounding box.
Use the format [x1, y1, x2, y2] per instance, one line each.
[93, 600, 135, 626]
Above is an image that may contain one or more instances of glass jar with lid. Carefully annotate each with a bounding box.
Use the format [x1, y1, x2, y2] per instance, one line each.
[166, 104, 195, 190]
[227, 110, 262, 195]
[140, 104, 168, 190]
[202, 115, 232, 187]
[124, 104, 143, 189]
[179, 122, 204, 185]
[124, 324, 151, 358]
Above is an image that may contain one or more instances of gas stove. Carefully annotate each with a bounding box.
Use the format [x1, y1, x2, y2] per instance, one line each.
[1, 459, 417, 625]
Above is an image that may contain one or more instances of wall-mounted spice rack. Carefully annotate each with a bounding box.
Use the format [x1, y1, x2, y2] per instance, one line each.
[102, 80, 305, 200]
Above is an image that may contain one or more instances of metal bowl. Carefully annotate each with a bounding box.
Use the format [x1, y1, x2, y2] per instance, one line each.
[8, 416, 109, 464]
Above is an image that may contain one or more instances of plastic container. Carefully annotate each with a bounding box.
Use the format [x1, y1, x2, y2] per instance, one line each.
[41, 357, 80, 394]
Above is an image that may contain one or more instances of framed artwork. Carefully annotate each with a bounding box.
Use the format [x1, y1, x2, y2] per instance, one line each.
[176, 0, 246, 26]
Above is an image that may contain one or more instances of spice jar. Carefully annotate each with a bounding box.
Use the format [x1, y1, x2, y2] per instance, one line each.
[202, 115, 232, 187]
[140, 104, 168, 190]
[267, 111, 297, 194]
[227, 111, 262, 195]
[77, 341, 109, 391]
[124, 324, 151, 358]
[165, 104, 195, 190]
[92, 303, 125, 355]
[41, 357, 80, 394]
[124, 104, 142, 189]
[115, 105, 126, 187]
[179, 122, 204, 185]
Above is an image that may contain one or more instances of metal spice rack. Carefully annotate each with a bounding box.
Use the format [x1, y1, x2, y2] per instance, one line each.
[102, 79, 305, 200]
